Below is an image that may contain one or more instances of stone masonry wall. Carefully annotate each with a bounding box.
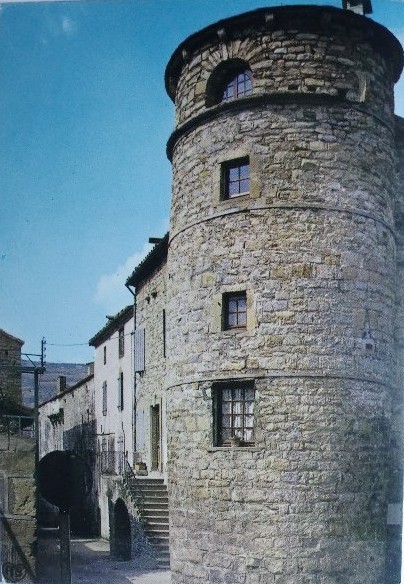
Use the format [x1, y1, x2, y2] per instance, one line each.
[0, 434, 36, 583]
[135, 262, 167, 474]
[165, 6, 403, 584]
[170, 7, 398, 127]
[0, 332, 23, 406]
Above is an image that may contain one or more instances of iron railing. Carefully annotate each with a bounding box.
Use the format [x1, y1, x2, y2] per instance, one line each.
[98, 450, 125, 476]
[123, 456, 145, 518]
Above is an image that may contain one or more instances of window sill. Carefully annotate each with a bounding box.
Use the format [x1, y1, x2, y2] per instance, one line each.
[224, 191, 249, 200]
[207, 447, 262, 452]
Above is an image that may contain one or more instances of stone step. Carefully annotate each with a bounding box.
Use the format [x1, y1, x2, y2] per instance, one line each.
[144, 526, 170, 539]
[134, 478, 165, 484]
[143, 516, 169, 525]
[143, 507, 169, 521]
[144, 520, 169, 527]
[141, 500, 168, 506]
[157, 559, 170, 569]
[146, 536, 170, 546]
[138, 485, 168, 492]
[126, 477, 170, 568]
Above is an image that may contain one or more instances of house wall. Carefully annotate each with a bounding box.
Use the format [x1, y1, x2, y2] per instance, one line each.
[93, 314, 134, 539]
[134, 262, 168, 478]
[38, 374, 97, 535]
[165, 6, 404, 584]
[0, 331, 23, 406]
[0, 430, 36, 583]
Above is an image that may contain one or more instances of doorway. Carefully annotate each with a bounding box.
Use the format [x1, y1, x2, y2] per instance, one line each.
[150, 404, 161, 471]
[113, 499, 131, 560]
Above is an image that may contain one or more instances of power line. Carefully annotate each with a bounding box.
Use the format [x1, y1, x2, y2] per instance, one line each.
[47, 330, 134, 347]
[47, 342, 89, 347]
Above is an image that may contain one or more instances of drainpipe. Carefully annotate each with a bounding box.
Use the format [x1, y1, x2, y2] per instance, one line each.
[125, 283, 136, 470]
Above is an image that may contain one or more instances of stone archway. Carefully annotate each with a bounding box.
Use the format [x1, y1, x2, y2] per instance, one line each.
[113, 499, 131, 560]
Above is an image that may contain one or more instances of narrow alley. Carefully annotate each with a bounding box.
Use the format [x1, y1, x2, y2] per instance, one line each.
[37, 529, 171, 584]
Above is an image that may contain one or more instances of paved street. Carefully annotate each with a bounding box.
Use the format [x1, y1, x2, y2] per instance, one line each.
[37, 530, 171, 584]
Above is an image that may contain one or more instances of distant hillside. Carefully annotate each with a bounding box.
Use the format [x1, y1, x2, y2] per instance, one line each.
[22, 361, 89, 406]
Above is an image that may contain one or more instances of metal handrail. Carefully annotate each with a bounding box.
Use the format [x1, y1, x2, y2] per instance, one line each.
[123, 456, 145, 519]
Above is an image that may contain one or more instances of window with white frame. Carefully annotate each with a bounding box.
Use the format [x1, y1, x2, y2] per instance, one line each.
[213, 382, 255, 447]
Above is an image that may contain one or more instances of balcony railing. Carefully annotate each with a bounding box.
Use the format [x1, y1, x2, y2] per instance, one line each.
[97, 450, 125, 476]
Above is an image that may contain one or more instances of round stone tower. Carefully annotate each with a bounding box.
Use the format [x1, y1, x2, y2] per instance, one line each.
[164, 6, 404, 584]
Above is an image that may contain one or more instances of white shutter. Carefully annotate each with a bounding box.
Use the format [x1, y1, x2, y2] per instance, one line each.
[134, 329, 145, 372]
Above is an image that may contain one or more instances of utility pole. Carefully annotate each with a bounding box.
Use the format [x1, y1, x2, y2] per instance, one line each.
[33, 338, 46, 467]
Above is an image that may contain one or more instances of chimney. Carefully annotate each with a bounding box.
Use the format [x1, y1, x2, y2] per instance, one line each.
[342, 0, 372, 15]
[87, 362, 94, 376]
[57, 376, 67, 393]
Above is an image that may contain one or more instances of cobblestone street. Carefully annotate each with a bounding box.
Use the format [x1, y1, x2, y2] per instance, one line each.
[37, 530, 171, 584]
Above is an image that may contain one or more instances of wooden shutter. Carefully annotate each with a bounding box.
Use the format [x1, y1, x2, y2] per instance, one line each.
[134, 329, 145, 372]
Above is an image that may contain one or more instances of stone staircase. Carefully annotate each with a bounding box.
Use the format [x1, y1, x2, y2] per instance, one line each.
[127, 477, 170, 569]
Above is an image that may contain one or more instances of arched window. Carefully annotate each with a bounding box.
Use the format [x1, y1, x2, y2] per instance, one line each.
[222, 70, 253, 102]
[205, 59, 253, 107]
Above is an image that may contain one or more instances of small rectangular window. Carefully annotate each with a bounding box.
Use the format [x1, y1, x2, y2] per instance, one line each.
[223, 291, 247, 330]
[102, 381, 107, 416]
[118, 372, 124, 411]
[222, 157, 250, 199]
[103, 346, 107, 365]
[213, 382, 255, 447]
[118, 328, 125, 358]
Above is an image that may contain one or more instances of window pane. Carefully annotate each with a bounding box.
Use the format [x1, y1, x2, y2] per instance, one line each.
[222, 401, 232, 414]
[239, 179, 249, 193]
[240, 165, 249, 179]
[222, 428, 231, 441]
[228, 299, 238, 312]
[233, 400, 242, 414]
[236, 388, 244, 400]
[245, 389, 255, 401]
[237, 312, 247, 326]
[228, 182, 239, 196]
[222, 415, 231, 428]
[245, 415, 254, 427]
[227, 313, 237, 326]
[244, 429, 253, 441]
[237, 297, 246, 311]
[245, 401, 254, 415]
[222, 389, 232, 401]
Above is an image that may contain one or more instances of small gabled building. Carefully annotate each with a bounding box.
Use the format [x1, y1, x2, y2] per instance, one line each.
[0, 328, 24, 409]
[38, 367, 96, 535]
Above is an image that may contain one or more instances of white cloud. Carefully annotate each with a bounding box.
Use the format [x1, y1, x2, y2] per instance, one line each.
[61, 16, 75, 35]
[94, 243, 153, 314]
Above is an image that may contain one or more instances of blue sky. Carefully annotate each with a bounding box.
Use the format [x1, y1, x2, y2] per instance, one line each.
[0, 0, 404, 364]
